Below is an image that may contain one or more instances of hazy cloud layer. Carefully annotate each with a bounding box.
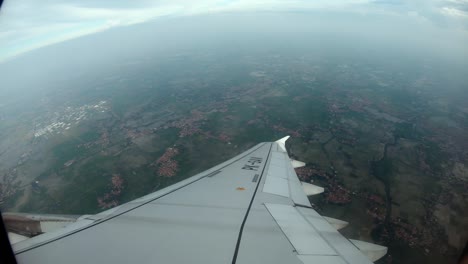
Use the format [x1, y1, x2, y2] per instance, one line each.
[0, 0, 467, 61]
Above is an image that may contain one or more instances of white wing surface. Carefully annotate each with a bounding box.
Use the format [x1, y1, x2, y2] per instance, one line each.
[11, 137, 386, 264]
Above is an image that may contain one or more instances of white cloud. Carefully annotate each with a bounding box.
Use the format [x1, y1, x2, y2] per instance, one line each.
[51, 4, 183, 25]
[441, 6, 468, 17]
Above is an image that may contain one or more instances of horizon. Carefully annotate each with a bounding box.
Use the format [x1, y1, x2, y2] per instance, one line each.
[1, 0, 468, 62]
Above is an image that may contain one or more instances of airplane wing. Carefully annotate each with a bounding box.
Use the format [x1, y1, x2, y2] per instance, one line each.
[8, 136, 387, 264]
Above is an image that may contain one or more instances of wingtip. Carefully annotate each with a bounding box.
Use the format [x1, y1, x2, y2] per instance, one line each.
[275, 135, 290, 152]
[276, 135, 290, 143]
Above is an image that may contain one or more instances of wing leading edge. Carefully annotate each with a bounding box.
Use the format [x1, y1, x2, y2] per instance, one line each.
[11, 137, 386, 264]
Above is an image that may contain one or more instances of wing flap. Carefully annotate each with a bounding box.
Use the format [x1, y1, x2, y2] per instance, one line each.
[262, 143, 312, 206]
[264, 203, 336, 255]
[297, 207, 374, 264]
[263, 176, 290, 197]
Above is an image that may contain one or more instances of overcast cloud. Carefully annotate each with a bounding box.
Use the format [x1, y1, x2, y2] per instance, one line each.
[0, 0, 468, 61]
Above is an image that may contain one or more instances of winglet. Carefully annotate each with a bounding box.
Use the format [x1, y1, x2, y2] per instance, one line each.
[350, 239, 388, 262]
[275, 135, 290, 152]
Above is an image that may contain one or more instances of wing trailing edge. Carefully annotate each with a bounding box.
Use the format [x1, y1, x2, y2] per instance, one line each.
[271, 136, 387, 263]
[301, 182, 324, 196]
[323, 216, 349, 230]
[290, 159, 306, 168]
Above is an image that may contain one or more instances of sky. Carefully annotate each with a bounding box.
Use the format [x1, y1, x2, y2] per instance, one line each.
[0, 0, 468, 62]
